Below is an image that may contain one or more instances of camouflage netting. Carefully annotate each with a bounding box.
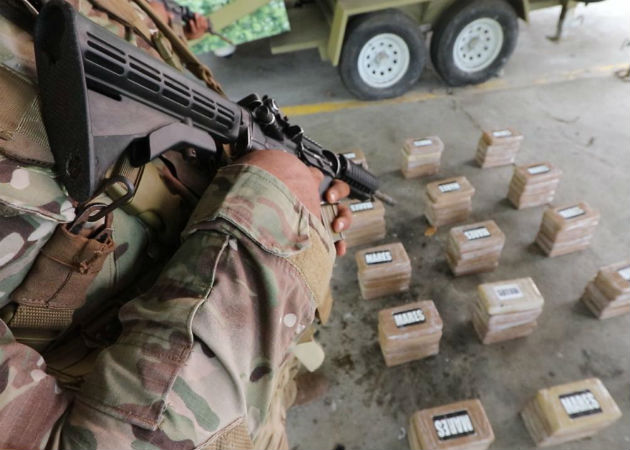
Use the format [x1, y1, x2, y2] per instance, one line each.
[179, 0, 290, 53]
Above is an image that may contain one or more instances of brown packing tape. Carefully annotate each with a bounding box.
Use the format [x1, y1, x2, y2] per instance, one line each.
[447, 254, 499, 277]
[356, 242, 411, 276]
[402, 136, 445, 156]
[402, 164, 441, 179]
[410, 399, 494, 450]
[477, 277, 544, 315]
[511, 177, 561, 193]
[473, 315, 537, 345]
[480, 127, 524, 146]
[378, 300, 443, 352]
[512, 162, 562, 184]
[426, 176, 475, 204]
[538, 214, 600, 237]
[378, 325, 442, 352]
[509, 178, 560, 194]
[535, 232, 593, 258]
[447, 240, 503, 262]
[522, 378, 622, 447]
[542, 202, 601, 232]
[581, 282, 630, 319]
[595, 260, 630, 298]
[408, 414, 423, 450]
[448, 220, 505, 255]
[581, 291, 630, 319]
[381, 342, 440, 367]
[475, 306, 542, 328]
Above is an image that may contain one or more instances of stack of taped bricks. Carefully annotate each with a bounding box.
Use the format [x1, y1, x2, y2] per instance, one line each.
[535, 202, 600, 257]
[447, 220, 505, 276]
[355, 243, 411, 300]
[378, 300, 442, 367]
[476, 128, 523, 168]
[341, 148, 368, 169]
[508, 162, 562, 209]
[521, 378, 622, 447]
[401, 136, 444, 178]
[581, 260, 630, 319]
[473, 278, 544, 344]
[408, 399, 495, 450]
[341, 199, 386, 248]
[424, 176, 475, 227]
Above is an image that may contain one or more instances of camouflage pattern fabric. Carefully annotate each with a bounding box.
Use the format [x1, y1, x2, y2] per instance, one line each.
[0, 0, 165, 310]
[180, 0, 290, 53]
[0, 164, 336, 449]
[0, 3, 334, 448]
[0, 155, 76, 307]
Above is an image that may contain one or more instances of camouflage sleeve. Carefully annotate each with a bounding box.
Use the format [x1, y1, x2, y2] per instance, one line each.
[0, 320, 71, 448]
[1, 164, 334, 449]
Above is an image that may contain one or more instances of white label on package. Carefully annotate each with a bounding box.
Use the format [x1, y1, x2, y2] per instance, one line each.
[558, 206, 585, 219]
[560, 390, 602, 419]
[413, 138, 433, 147]
[527, 164, 550, 175]
[464, 227, 491, 240]
[350, 202, 374, 213]
[343, 152, 357, 159]
[365, 250, 393, 265]
[617, 266, 630, 281]
[494, 284, 524, 301]
[433, 411, 475, 441]
[492, 129, 512, 138]
[393, 308, 426, 328]
[438, 181, 461, 193]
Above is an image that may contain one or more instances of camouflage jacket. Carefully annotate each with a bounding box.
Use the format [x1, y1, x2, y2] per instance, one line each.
[0, 163, 336, 449]
[0, 2, 336, 448]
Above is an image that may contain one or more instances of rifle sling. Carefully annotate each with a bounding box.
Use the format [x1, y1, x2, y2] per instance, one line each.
[128, 0, 225, 95]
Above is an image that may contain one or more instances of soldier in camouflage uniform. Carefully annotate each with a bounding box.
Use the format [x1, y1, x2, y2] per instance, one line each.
[0, 1, 351, 448]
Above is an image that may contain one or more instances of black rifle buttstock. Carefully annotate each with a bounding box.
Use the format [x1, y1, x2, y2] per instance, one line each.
[35, 0, 236, 201]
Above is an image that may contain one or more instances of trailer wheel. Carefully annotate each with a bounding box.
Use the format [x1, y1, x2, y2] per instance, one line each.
[340, 10, 426, 100]
[430, 0, 518, 86]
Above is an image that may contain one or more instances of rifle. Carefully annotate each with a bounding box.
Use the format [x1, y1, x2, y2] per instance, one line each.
[34, 0, 394, 211]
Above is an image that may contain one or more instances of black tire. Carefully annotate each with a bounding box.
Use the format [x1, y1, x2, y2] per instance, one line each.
[430, 0, 518, 86]
[339, 10, 426, 100]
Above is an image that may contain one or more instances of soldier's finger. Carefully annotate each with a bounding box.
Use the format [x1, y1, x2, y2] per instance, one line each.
[187, 19, 196, 33]
[332, 204, 352, 232]
[197, 14, 209, 30]
[325, 180, 351, 203]
[335, 240, 347, 256]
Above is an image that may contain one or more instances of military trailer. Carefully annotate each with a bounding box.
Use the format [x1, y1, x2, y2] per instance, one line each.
[265, 0, 604, 99]
[183, 0, 605, 99]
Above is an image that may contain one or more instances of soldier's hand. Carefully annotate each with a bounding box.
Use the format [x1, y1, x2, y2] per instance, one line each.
[325, 181, 352, 256]
[236, 150, 351, 256]
[185, 13, 208, 40]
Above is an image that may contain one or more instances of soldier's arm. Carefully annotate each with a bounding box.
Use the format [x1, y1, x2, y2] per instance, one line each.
[0, 151, 346, 449]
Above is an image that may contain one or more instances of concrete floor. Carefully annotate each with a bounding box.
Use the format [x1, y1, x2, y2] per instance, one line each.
[201, 2, 629, 449]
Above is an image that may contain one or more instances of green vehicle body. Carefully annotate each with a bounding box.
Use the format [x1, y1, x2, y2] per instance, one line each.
[271, 0, 541, 65]
[184, 0, 578, 58]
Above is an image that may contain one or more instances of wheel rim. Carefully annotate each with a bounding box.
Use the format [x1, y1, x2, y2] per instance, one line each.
[453, 18, 504, 73]
[357, 33, 410, 88]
